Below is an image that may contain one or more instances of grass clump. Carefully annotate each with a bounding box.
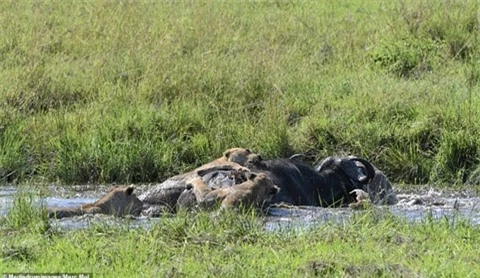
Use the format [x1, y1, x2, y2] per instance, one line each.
[371, 0, 479, 78]
[1, 191, 50, 233]
[1, 202, 480, 277]
[371, 37, 440, 78]
[0, 0, 479, 186]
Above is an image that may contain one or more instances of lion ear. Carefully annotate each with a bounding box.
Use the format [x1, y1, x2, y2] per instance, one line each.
[223, 149, 232, 159]
[246, 172, 257, 180]
[125, 187, 134, 196]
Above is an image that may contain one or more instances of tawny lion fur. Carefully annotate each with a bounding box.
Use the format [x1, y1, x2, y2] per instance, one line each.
[187, 172, 279, 210]
[195, 148, 261, 176]
[48, 186, 143, 219]
[138, 148, 263, 210]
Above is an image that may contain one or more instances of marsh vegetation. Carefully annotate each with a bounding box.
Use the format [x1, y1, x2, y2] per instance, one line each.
[0, 0, 479, 186]
[1, 0, 480, 276]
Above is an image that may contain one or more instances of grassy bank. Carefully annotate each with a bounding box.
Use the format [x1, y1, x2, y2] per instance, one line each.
[0, 0, 479, 185]
[1, 195, 480, 277]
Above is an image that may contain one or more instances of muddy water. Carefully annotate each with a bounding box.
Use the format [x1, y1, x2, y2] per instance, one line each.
[266, 198, 480, 231]
[1, 186, 479, 231]
[0, 187, 17, 217]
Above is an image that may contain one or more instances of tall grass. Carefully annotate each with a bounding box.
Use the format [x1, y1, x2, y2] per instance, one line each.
[0, 0, 479, 185]
[1, 190, 50, 233]
[1, 197, 480, 277]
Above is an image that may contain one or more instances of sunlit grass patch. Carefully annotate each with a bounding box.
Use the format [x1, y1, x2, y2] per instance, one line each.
[0, 1, 479, 186]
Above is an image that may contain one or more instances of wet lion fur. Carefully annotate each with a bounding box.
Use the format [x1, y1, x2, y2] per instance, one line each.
[48, 186, 144, 219]
[195, 147, 261, 175]
[187, 172, 280, 210]
[139, 147, 262, 209]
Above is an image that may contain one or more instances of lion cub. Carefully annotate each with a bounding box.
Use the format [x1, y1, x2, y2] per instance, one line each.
[187, 172, 279, 210]
[48, 186, 144, 219]
[195, 148, 261, 176]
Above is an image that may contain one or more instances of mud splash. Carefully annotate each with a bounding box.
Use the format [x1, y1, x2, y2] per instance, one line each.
[1, 186, 479, 231]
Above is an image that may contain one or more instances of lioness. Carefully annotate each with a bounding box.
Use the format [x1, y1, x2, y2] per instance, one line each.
[187, 172, 279, 210]
[48, 186, 144, 219]
[139, 147, 262, 209]
[195, 147, 261, 175]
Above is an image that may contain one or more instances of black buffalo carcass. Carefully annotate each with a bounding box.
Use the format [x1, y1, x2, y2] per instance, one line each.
[246, 155, 377, 207]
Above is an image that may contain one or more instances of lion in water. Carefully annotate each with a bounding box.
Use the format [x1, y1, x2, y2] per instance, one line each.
[195, 147, 261, 175]
[139, 147, 262, 210]
[48, 186, 144, 219]
[187, 172, 280, 210]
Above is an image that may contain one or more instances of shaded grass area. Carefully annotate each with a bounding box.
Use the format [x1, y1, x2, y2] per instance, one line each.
[0, 0, 479, 185]
[1, 194, 480, 277]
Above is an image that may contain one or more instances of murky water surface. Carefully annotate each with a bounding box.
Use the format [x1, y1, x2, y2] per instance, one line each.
[266, 199, 480, 231]
[0, 187, 17, 216]
[1, 186, 479, 231]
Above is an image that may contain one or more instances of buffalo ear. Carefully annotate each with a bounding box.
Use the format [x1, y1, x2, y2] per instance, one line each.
[125, 187, 134, 196]
[246, 172, 257, 180]
[340, 158, 368, 183]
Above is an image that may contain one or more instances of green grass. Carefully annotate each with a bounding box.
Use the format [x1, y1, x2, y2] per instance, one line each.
[2, 2, 480, 276]
[0, 0, 479, 185]
[1, 200, 480, 277]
